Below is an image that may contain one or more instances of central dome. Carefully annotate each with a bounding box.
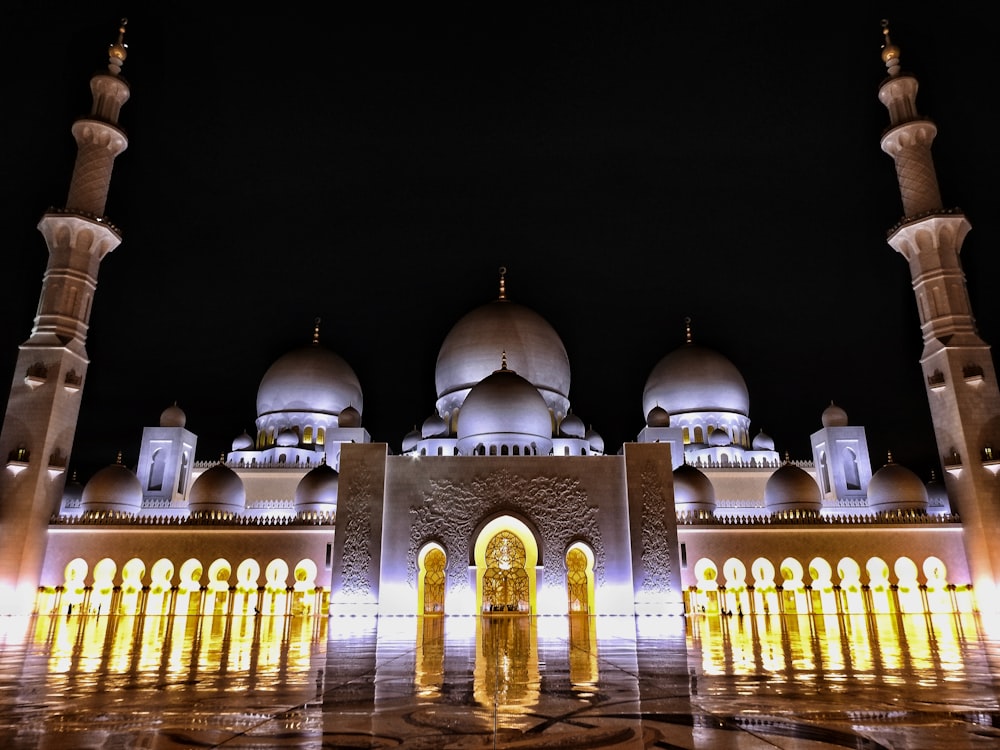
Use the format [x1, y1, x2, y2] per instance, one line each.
[642, 342, 749, 420]
[435, 298, 570, 419]
[256, 343, 363, 419]
[457, 362, 554, 455]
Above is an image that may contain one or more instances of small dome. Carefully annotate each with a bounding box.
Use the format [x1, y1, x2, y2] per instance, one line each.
[188, 463, 245, 514]
[81, 463, 142, 515]
[867, 457, 928, 513]
[764, 462, 822, 515]
[643, 343, 749, 420]
[673, 463, 716, 514]
[295, 462, 339, 514]
[457, 362, 553, 455]
[752, 429, 774, 451]
[586, 425, 605, 454]
[559, 411, 586, 439]
[401, 425, 421, 453]
[275, 428, 299, 447]
[646, 405, 670, 427]
[160, 402, 186, 428]
[708, 427, 731, 447]
[339, 404, 362, 428]
[231, 431, 253, 451]
[821, 401, 849, 428]
[421, 411, 449, 438]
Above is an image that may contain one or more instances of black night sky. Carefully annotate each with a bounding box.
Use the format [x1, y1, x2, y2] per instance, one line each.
[2, 5, 998, 483]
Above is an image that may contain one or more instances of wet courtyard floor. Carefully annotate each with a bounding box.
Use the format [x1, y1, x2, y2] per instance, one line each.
[1, 610, 1000, 748]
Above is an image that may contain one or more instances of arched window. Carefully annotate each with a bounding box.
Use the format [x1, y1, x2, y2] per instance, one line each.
[148, 448, 165, 491]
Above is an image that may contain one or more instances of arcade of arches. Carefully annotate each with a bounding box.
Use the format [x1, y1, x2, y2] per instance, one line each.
[688, 555, 973, 616]
[39, 556, 327, 617]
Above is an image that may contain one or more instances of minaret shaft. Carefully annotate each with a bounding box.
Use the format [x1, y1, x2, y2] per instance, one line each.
[879, 32, 1000, 610]
[0, 25, 130, 614]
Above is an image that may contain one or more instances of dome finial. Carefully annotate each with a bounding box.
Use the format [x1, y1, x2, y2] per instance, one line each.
[684, 316, 693, 344]
[312, 317, 321, 345]
[500, 350, 508, 370]
[115, 450, 123, 465]
[498, 266, 507, 300]
[880, 19, 901, 75]
[887, 450, 895, 464]
[108, 18, 128, 75]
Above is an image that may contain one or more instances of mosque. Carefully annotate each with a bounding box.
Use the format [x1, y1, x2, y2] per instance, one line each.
[0, 21, 998, 620]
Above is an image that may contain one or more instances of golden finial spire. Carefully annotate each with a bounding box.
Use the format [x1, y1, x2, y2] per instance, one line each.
[498, 266, 507, 300]
[880, 19, 901, 76]
[684, 316, 693, 344]
[887, 450, 895, 464]
[500, 350, 508, 370]
[108, 18, 128, 76]
[115, 450, 123, 465]
[312, 317, 321, 345]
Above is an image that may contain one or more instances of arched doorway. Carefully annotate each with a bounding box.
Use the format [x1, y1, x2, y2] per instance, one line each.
[565, 543, 595, 614]
[419, 544, 447, 614]
[474, 516, 538, 614]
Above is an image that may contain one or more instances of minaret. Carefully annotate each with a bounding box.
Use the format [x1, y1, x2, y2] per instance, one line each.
[0, 20, 131, 614]
[877, 21, 1000, 609]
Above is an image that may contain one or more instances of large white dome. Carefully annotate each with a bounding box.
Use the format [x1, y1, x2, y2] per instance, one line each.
[256, 343, 363, 420]
[643, 342, 749, 420]
[435, 298, 570, 420]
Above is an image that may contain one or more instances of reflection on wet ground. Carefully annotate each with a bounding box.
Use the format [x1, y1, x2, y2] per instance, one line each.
[1, 610, 999, 748]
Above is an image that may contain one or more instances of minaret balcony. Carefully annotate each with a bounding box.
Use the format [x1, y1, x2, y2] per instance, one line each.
[927, 371, 946, 391]
[963, 364, 984, 385]
[63, 370, 83, 392]
[943, 451, 962, 478]
[24, 362, 48, 389]
[6, 447, 30, 475]
[983, 447, 1000, 476]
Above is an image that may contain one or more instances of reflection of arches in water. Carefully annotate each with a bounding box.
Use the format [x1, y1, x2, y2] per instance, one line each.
[566, 543, 595, 614]
[419, 544, 446, 614]
[567, 613, 598, 692]
[415, 614, 445, 697]
[484, 531, 528, 612]
[474, 615, 539, 708]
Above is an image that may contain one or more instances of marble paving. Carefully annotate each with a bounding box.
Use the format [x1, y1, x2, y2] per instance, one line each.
[1, 610, 1000, 748]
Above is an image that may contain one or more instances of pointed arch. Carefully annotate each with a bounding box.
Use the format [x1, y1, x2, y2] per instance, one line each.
[418, 542, 447, 615]
[565, 541, 595, 614]
[474, 515, 538, 614]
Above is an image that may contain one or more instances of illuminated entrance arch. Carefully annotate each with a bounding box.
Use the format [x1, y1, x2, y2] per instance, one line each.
[474, 515, 538, 614]
[566, 542, 595, 614]
[418, 543, 447, 614]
